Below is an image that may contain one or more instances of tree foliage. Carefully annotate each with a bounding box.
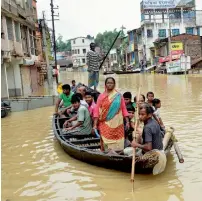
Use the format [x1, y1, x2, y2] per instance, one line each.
[95, 29, 124, 52]
[56, 34, 71, 52]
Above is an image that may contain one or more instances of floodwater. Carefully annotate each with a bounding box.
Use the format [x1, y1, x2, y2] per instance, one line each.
[2, 72, 202, 201]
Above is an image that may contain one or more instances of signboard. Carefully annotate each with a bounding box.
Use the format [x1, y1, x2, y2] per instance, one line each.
[142, 0, 195, 9]
[166, 60, 181, 73]
[166, 55, 191, 73]
[171, 42, 184, 55]
[159, 54, 181, 63]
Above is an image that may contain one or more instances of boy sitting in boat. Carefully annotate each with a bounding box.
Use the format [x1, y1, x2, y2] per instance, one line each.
[123, 92, 135, 109]
[152, 98, 165, 130]
[63, 95, 92, 135]
[55, 84, 73, 116]
[130, 103, 163, 155]
[146, 92, 154, 106]
[84, 92, 96, 118]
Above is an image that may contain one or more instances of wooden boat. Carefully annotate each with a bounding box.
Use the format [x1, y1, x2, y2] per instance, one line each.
[103, 71, 114, 75]
[114, 69, 141, 74]
[53, 84, 184, 174]
[1, 100, 11, 118]
[53, 117, 176, 174]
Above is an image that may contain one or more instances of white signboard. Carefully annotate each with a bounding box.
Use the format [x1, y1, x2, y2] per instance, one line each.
[166, 55, 191, 73]
[143, 0, 195, 9]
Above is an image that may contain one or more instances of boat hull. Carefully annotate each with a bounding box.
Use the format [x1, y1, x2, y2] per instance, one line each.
[52, 115, 174, 174]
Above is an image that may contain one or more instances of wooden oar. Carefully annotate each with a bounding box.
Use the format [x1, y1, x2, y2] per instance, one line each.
[131, 87, 141, 192]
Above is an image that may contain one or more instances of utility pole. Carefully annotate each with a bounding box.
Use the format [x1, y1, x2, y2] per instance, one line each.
[50, 0, 59, 84]
[41, 11, 53, 94]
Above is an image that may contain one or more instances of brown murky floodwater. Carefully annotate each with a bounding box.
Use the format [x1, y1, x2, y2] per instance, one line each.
[2, 72, 202, 201]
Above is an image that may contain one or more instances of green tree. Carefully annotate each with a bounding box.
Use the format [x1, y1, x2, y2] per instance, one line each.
[56, 34, 71, 52]
[95, 29, 119, 52]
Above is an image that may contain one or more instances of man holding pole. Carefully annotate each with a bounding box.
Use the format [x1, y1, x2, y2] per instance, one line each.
[86, 43, 103, 91]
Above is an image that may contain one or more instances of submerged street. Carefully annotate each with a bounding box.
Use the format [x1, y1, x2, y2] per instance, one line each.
[2, 72, 202, 201]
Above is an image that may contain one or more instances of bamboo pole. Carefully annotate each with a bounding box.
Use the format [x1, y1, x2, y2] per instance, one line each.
[131, 87, 141, 192]
[99, 31, 121, 70]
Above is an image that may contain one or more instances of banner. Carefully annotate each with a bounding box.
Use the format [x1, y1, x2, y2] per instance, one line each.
[142, 0, 195, 9]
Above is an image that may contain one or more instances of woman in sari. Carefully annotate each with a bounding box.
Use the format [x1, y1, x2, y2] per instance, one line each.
[93, 77, 130, 151]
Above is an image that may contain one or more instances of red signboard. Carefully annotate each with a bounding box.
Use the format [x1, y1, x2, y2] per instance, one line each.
[159, 54, 181, 63]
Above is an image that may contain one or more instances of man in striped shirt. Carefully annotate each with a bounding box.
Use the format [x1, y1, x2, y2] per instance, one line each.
[86, 43, 103, 91]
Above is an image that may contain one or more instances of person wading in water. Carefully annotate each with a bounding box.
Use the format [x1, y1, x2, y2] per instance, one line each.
[86, 43, 103, 91]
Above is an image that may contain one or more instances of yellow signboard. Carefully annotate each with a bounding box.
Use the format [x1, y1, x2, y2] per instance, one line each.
[171, 42, 183, 51]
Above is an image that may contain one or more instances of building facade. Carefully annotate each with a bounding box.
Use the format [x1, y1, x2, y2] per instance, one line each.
[138, 0, 202, 65]
[1, 0, 44, 98]
[70, 36, 94, 67]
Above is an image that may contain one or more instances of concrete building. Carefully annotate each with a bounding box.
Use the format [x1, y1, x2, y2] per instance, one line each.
[127, 29, 139, 66]
[1, 0, 44, 98]
[70, 36, 94, 67]
[138, 0, 202, 65]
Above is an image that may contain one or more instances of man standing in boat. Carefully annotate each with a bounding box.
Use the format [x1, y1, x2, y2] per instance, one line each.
[86, 43, 103, 91]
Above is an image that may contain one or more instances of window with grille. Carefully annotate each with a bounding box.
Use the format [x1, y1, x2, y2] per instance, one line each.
[78, 49, 80, 54]
[82, 58, 85, 63]
[158, 29, 166, 38]
[83, 49, 86, 54]
[172, 29, 180, 36]
[186, 27, 194, 35]
[6, 17, 14, 40]
[147, 29, 153, 38]
[14, 21, 20, 42]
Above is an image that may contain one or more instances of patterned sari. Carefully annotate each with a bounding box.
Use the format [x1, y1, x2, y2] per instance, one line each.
[94, 90, 128, 151]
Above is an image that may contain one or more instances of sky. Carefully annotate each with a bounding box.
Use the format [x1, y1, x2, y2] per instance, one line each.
[37, 0, 202, 40]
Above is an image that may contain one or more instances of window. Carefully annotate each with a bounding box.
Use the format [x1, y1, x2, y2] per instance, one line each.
[82, 58, 85, 63]
[186, 27, 194, 35]
[158, 29, 166, 38]
[82, 39, 85, 43]
[6, 17, 13, 40]
[78, 49, 80, 54]
[147, 29, 153, 38]
[75, 49, 77, 54]
[172, 29, 180, 36]
[14, 21, 20, 42]
[29, 30, 35, 55]
[73, 40, 75, 44]
[83, 49, 86, 54]
[197, 27, 200, 36]
[1, 16, 4, 39]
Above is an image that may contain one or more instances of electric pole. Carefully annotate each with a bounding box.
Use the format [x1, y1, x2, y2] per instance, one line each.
[41, 11, 53, 94]
[50, 0, 59, 84]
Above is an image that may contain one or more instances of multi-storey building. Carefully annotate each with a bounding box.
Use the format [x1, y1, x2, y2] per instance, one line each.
[1, 0, 44, 98]
[70, 36, 94, 67]
[137, 0, 202, 65]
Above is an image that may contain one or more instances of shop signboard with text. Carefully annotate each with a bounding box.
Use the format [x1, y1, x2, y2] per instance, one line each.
[142, 0, 195, 9]
[171, 42, 184, 55]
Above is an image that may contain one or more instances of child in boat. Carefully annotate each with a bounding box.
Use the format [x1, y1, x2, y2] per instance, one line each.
[152, 98, 165, 129]
[71, 80, 76, 91]
[133, 94, 145, 108]
[55, 84, 73, 115]
[146, 92, 154, 106]
[84, 91, 96, 118]
[123, 92, 134, 109]
[124, 105, 135, 146]
[63, 95, 92, 135]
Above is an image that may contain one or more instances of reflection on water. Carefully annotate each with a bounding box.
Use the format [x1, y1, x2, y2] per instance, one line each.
[2, 73, 202, 201]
